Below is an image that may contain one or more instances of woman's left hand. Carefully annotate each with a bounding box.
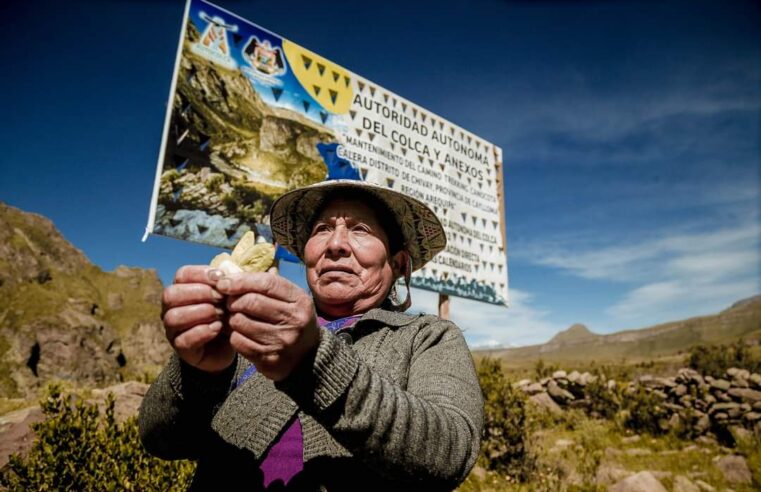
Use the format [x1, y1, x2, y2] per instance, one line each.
[215, 272, 320, 381]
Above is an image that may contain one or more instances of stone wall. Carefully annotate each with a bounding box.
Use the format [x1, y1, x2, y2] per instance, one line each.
[517, 367, 761, 438]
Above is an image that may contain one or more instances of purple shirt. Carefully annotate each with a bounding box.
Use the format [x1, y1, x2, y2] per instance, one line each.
[235, 315, 361, 488]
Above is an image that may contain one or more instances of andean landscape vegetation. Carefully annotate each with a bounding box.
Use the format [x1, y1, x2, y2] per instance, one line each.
[0, 201, 759, 491]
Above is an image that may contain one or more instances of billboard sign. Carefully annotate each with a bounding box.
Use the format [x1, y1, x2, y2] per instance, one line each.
[145, 0, 508, 305]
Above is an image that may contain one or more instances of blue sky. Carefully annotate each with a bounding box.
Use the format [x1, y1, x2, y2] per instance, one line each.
[1, 0, 759, 347]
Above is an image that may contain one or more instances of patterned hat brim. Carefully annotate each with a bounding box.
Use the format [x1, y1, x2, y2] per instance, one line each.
[269, 180, 447, 271]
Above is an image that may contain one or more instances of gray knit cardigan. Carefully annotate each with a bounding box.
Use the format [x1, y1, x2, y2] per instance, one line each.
[138, 308, 484, 491]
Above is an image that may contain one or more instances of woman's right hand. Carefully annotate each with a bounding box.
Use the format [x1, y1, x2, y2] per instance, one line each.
[161, 265, 235, 374]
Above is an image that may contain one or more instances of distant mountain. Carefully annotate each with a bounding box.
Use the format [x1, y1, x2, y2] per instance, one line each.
[0, 202, 171, 398]
[477, 295, 761, 364]
[547, 323, 597, 344]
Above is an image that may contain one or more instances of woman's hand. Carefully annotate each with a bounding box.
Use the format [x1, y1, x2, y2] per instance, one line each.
[216, 272, 320, 381]
[161, 266, 235, 374]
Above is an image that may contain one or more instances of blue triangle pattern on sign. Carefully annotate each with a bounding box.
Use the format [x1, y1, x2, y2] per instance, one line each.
[198, 132, 211, 152]
[317, 142, 361, 181]
[173, 154, 189, 171]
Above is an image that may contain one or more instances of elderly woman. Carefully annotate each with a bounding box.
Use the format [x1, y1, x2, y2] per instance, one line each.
[139, 180, 484, 491]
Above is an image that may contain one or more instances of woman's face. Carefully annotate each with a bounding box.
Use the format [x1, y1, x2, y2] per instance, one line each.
[304, 197, 405, 318]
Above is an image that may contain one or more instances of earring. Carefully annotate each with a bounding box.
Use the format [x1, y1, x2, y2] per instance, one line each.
[390, 284, 400, 304]
[388, 256, 412, 311]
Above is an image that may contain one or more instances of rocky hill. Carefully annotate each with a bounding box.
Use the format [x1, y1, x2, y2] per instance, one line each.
[547, 323, 597, 345]
[479, 295, 761, 364]
[0, 202, 171, 398]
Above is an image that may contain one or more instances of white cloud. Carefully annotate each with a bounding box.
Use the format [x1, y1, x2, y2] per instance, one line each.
[517, 219, 761, 329]
[607, 278, 759, 323]
[667, 249, 758, 281]
[408, 287, 559, 348]
[526, 242, 655, 282]
[520, 221, 761, 284]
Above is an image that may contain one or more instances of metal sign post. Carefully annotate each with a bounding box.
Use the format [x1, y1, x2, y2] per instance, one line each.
[438, 293, 450, 320]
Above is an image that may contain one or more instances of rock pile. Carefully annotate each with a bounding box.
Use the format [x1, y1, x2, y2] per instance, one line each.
[153, 204, 252, 249]
[517, 367, 761, 438]
[516, 369, 615, 415]
[628, 368, 761, 436]
[159, 166, 234, 216]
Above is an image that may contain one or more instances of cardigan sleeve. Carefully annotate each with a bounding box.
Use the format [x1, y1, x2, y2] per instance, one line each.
[276, 316, 484, 489]
[137, 352, 242, 460]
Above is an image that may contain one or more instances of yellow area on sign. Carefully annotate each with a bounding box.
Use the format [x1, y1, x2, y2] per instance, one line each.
[282, 40, 353, 114]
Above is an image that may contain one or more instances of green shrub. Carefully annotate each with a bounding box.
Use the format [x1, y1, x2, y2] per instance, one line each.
[231, 178, 263, 205]
[687, 340, 761, 377]
[161, 169, 181, 184]
[238, 201, 267, 224]
[737, 432, 761, 489]
[204, 174, 224, 192]
[622, 386, 668, 435]
[583, 374, 620, 419]
[230, 180, 273, 221]
[0, 385, 194, 491]
[477, 357, 530, 479]
[220, 192, 238, 212]
[534, 358, 558, 379]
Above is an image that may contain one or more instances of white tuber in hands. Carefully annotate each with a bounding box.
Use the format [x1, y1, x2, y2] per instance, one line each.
[210, 231, 276, 275]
